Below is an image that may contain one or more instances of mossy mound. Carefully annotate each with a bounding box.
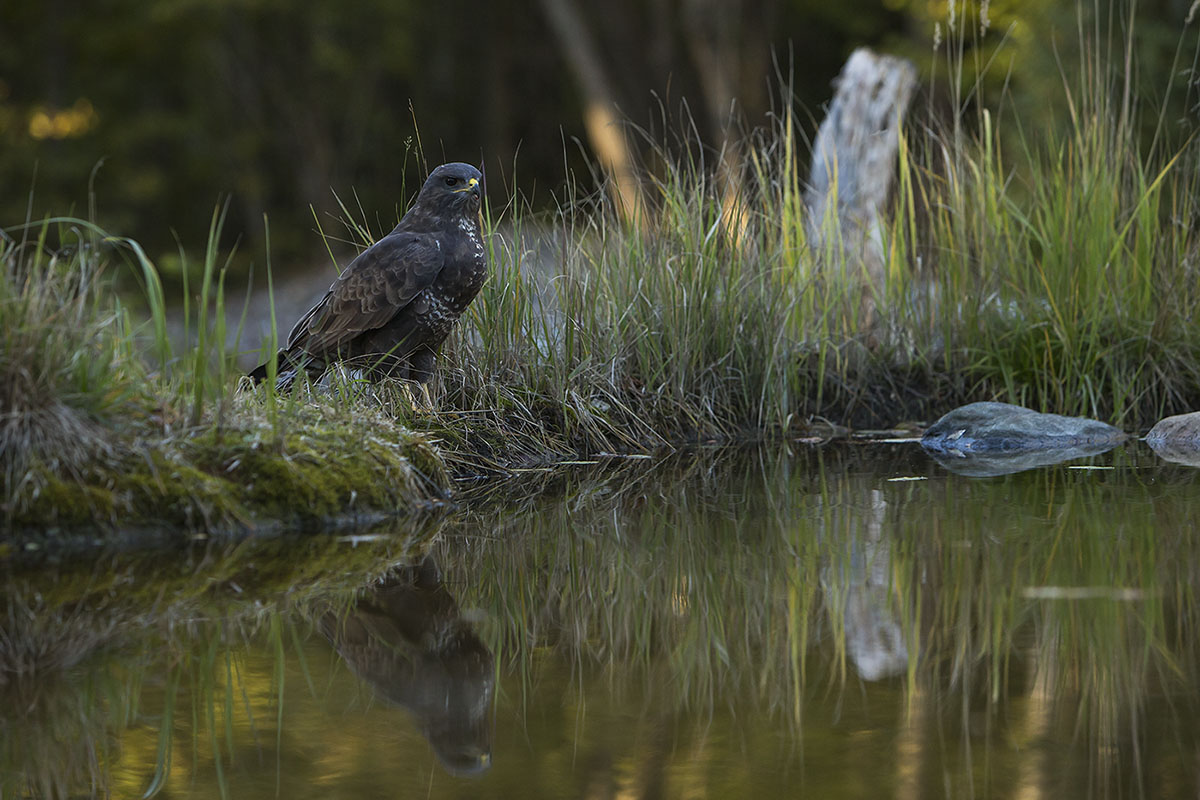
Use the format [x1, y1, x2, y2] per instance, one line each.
[4, 391, 451, 536]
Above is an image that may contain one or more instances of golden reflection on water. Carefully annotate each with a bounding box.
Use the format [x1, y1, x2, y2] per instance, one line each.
[1014, 651, 1054, 800]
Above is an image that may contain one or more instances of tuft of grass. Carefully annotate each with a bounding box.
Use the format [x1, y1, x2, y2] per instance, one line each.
[0, 222, 148, 490]
[897, 102, 1200, 424]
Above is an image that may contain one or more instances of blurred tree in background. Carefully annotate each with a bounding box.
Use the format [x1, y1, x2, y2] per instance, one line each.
[1, 0, 1196, 279]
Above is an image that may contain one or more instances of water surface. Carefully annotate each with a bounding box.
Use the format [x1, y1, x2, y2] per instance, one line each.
[4, 441, 1200, 798]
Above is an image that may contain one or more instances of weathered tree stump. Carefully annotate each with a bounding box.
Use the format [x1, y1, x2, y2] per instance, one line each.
[806, 48, 918, 326]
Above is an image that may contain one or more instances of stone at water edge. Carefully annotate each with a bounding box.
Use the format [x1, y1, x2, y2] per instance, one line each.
[1146, 411, 1200, 466]
[1146, 411, 1200, 446]
[921, 401, 1128, 454]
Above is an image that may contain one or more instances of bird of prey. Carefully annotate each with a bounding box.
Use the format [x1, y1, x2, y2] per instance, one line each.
[249, 162, 487, 388]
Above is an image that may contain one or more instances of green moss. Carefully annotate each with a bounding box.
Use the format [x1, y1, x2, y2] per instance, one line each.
[5, 396, 453, 536]
[16, 469, 118, 528]
[108, 450, 245, 529]
[205, 437, 345, 519]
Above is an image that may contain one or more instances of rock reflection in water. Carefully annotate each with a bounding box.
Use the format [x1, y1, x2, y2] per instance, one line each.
[319, 555, 494, 776]
[1145, 439, 1200, 467]
[925, 441, 1120, 477]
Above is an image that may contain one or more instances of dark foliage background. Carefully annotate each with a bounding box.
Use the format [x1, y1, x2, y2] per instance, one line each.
[2, 0, 1196, 279]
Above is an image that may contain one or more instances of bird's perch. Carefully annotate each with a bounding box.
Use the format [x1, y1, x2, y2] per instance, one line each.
[806, 48, 918, 325]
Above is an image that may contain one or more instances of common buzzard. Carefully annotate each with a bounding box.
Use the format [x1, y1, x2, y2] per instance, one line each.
[249, 162, 487, 388]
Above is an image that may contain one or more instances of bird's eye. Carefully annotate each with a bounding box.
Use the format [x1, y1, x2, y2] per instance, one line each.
[444, 177, 458, 187]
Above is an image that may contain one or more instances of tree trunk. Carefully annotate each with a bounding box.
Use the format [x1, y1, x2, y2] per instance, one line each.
[538, 0, 644, 224]
[681, 0, 777, 247]
[806, 48, 918, 326]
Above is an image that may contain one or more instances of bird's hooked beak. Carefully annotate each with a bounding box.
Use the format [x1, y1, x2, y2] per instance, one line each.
[454, 177, 481, 197]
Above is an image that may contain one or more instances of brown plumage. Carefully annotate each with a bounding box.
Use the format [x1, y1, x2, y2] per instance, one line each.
[249, 162, 487, 388]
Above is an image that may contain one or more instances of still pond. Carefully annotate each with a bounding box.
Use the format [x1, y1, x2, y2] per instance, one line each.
[4, 440, 1200, 798]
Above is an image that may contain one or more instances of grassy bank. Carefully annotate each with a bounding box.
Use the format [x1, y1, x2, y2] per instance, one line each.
[439, 96, 1200, 446]
[0, 219, 449, 534]
[4, 2, 1199, 532]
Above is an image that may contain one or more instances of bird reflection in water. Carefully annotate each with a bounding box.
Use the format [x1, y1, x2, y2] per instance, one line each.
[319, 555, 494, 776]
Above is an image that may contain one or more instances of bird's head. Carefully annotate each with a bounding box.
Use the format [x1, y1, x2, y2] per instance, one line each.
[415, 162, 483, 218]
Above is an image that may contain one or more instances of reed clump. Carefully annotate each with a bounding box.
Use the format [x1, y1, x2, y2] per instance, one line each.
[416, 2, 1200, 443]
[435, 108, 1200, 447]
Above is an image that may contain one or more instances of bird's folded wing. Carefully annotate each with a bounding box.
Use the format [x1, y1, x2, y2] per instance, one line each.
[288, 232, 445, 354]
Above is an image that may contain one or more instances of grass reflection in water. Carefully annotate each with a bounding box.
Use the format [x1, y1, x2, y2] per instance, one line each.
[3, 442, 1200, 798]
[440, 443, 1200, 797]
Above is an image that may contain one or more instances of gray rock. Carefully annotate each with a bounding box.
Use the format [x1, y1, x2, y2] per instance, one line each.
[921, 401, 1127, 456]
[1147, 411, 1200, 445]
[1146, 411, 1200, 466]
